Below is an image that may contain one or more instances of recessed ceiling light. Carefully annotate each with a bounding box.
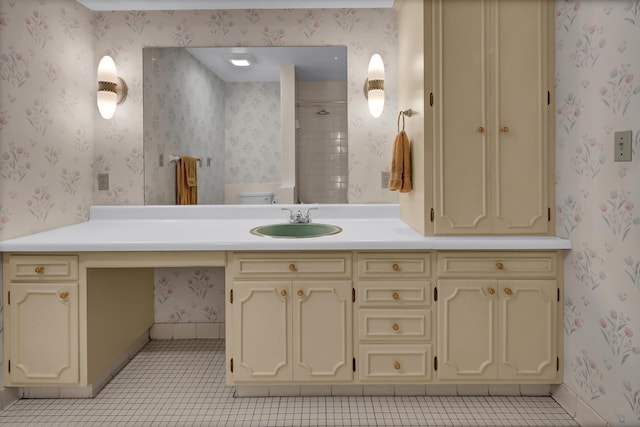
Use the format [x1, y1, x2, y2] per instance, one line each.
[230, 58, 252, 67]
[227, 54, 255, 67]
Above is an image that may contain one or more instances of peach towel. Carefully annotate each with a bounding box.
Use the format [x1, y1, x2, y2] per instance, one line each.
[177, 156, 198, 205]
[388, 130, 412, 193]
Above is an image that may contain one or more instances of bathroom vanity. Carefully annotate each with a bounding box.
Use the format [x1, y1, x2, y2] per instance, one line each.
[0, 205, 570, 397]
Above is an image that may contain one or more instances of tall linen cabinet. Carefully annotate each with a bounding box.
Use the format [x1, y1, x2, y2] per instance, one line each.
[394, 0, 555, 235]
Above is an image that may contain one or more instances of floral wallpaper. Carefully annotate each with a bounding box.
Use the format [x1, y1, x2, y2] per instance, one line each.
[143, 47, 225, 205]
[555, 0, 640, 424]
[224, 81, 281, 184]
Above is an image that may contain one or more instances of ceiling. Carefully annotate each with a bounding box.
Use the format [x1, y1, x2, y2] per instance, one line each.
[183, 46, 347, 82]
[76, 0, 395, 11]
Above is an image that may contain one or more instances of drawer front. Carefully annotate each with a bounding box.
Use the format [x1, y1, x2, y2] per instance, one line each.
[9, 255, 78, 281]
[437, 252, 557, 278]
[357, 252, 431, 278]
[359, 344, 432, 381]
[231, 253, 351, 278]
[359, 309, 432, 342]
[358, 280, 431, 307]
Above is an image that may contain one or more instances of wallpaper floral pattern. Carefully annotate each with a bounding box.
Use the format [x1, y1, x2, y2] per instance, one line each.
[143, 47, 225, 205]
[555, 0, 640, 424]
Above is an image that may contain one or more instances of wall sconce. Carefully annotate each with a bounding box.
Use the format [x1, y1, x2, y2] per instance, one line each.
[365, 53, 385, 118]
[97, 55, 128, 119]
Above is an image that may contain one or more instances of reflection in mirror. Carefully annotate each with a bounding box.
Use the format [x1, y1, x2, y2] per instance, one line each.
[143, 46, 348, 205]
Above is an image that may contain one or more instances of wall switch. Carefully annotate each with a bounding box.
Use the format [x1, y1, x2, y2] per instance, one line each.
[159, 153, 164, 167]
[614, 130, 632, 162]
[97, 173, 109, 191]
[381, 171, 390, 189]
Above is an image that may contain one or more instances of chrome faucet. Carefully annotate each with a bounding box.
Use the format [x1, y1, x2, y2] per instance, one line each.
[282, 207, 318, 223]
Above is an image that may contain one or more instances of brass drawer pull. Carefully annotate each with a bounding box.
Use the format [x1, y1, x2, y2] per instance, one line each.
[392, 323, 399, 331]
[500, 126, 509, 133]
[392, 263, 400, 271]
[280, 289, 288, 297]
[505, 288, 513, 295]
[488, 288, 496, 295]
[297, 289, 304, 297]
[394, 361, 401, 370]
[288, 263, 296, 272]
[476, 126, 484, 133]
[392, 292, 399, 300]
[496, 262, 504, 270]
[59, 291, 69, 299]
[35, 266, 45, 274]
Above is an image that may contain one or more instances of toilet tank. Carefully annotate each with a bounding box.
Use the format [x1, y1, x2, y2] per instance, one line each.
[239, 192, 273, 204]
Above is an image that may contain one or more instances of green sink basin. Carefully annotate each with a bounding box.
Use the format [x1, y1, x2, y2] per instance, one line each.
[250, 223, 342, 238]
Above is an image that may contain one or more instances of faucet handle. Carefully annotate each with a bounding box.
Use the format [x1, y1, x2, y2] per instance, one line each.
[304, 207, 319, 221]
[281, 207, 294, 221]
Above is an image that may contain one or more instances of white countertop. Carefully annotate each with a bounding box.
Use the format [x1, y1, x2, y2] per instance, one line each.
[0, 204, 572, 252]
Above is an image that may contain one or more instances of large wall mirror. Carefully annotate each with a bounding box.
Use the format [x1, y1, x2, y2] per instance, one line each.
[143, 46, 349, 205]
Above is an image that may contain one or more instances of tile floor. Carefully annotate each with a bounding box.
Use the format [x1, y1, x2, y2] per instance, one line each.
[0, 339, 579, 426]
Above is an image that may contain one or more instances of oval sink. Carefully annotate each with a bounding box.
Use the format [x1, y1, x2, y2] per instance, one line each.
[250, 223, 342, 238]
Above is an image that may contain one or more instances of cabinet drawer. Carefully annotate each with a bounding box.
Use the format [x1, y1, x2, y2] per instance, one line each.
[358, 281, 431, 307]
[356, 252, 431, 278]
[359, 344, 432, 381]
[231, 253, 351, 278]
[8, 255, 78, 281]
[437, 252, 557, 278]
[359, 309, 431, 342]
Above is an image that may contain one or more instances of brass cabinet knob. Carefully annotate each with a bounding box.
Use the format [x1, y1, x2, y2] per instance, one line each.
[488, 288, 496, 295]
[280, 289, 288, 297]
[500, 126, 509, 133]
[392, 263, 400, 271]
[34, 266, 45, 274]
[496, 262, 504, 270]
[59, 291, 69, 299]
[476, 126, 485, 133]
[297, 289, 304, 297]
[394, 361, 401, 370]
[505, 288, 513, 295]
[288, 263, 296, 272]
[392, 323, 399, 331]
[392, 292, 399, 300]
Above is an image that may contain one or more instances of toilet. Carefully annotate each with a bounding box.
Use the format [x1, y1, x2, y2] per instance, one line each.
[239, 192, 273, 204]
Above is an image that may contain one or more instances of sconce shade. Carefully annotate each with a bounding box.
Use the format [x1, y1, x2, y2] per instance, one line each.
[97, 55, 127, 119]
[367, 53, 385, 118]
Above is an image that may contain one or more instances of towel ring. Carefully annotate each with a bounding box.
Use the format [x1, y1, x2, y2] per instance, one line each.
[397, 109, 413, 132]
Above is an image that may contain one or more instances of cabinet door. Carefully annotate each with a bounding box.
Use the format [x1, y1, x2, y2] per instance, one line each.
[499, 280, 557, 380]
[9, 283, 79, 384]
[433, 0, 491, 234]
[232, 281, 291, 382]
[492, 0, 550, 233]
[293, 281, 352, 382]
[437, 279, 497, 380]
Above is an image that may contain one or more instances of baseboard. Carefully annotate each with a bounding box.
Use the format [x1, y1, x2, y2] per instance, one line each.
[552, 383, 608, 426]
[150, 322, 225, 339]
[0, 386, 21, 410]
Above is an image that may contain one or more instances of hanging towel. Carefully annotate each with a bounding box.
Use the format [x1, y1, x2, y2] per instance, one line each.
[388, 130, 412, 193]
[177, 156, 198, 205]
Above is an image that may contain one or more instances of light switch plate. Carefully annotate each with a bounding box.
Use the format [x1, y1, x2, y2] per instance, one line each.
[97, 173, 109, 191]
[381, 171, 390, 188]
[614, 130, 632, 162]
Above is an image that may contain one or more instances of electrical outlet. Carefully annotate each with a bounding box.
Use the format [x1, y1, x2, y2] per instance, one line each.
[97, 173, 109, 191]
[381, 171, 390, 189]
[614, 130, 632, 162]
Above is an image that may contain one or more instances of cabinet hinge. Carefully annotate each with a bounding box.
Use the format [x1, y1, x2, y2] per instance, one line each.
[434, 356, 438, 371]
[557, 356, 560, 372]
[7, 291, 9, 305]
[352, 288, 356, 303]
[7, 360, 10, 374]
[230, 289, 233, 304]
[434, 287, 438, 302]
[548, 207, 551, 222]
[429, 92, 434, 107]
[430, 208, 434, 222]
[230, 358, 234, 373]
[547, 90, 551, 106]
[557, 288, 560, 302]
[353, 358, 356, 372]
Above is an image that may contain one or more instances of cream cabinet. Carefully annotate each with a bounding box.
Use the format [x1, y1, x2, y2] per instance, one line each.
[5, 255, 79, 385]
[436, 252, 561, 382]
[355, 252, 433, 382]
[395, 0, 555, 235]
[228, 253, 353, 383]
